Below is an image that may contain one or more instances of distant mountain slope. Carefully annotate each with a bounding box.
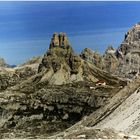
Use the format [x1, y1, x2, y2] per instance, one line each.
[20, 56, 42, 66]
[0, 56, 41, 91]
[0, 57, 8, 67]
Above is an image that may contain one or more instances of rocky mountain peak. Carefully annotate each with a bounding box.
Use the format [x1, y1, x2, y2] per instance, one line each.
[102, 46, 119, 73]
[37, 33, 124, 85]
[49, 32, 71, 49]
[118, 23, 140, 55]
[38, 33, 86, 85]
[80, 48, 103, 69]
[0, 57, 7, 67]
[38, 33, 75, 74]
[124, 23, 140, 42]
[114, 23, 140, 78]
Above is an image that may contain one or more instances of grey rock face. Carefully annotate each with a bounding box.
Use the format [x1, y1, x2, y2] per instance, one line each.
[115, 23, 140, 78]
[80, 46, 120, 74]
[38, 32, 86, 85]
[102, 46, 119, 73]
[82, 23, 140, 79]
[38, 33, 74, 73]
[49, 32, 71, 49]
[38, 33, 112, 85]
[80, 48, 103, 69]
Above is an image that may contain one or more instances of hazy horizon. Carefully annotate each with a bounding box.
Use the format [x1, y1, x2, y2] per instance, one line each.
[0, 1, 140, 65]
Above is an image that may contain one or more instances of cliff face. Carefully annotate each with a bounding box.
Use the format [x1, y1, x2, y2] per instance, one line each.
[115, 23, 140, 78]
[38, 32, 76, 74]
[119, 23, 140, 54]
[80, 46, 120, 74]
[38, 32, 85, 85]
[80, 23, 140, 79]
[102, 46, 119, 73]
[80, 48, 103, 69]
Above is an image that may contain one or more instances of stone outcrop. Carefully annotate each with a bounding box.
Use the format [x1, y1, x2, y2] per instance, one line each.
[38, 32, 85, 85]
[49, 32, 70, 49]
[0, 33, 126, 92]
[115, 23, 140, 78]
[80, 46, 120, 74]
[38, 32, 74, 73]
[80, 48, 103, 69]
[119, 23, 140, 55]
[102, 46, 119, 73]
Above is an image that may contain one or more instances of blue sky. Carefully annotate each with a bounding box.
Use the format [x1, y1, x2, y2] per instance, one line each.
[0, 1, 140, 64]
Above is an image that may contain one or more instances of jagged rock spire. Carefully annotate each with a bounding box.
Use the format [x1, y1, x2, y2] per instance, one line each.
[49, 32, 71, 49]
